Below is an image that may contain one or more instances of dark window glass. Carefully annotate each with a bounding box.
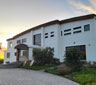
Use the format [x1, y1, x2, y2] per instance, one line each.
[50, 31, 54, 34]
[7, 53, 10, 58]
[50, 35, 54, 37]
[45, 33, 48, 35]
[17, 40, 21, 44]
[73, 30, 81, 34]
[14, 52, 17, 56]
[61, 31, 63, 36]
[64, 29, 71, 32]
[66, 45, 86, 60]
[64, 32, 71, 36]
[73, 26, 81, 30]
[45, 36, 48, 38]
[84, 24, 90, 31]
[22, 38, 26, 43]
[33, 34, 41, 46]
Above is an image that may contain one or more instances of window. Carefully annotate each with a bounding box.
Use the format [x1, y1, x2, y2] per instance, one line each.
[22, 38, 26, 43]
[14, 52, 17, 56]
[50, 35, 54, 37]
[50, 31, 54, 37]
[73, 30, 81, 34]
[17, 40, 21, 44]
[7, 53, 10, 58]
[61, 31, 63, 36]
[33, 34, 41, 46]
[45, 33, 48, 38]
[45, 33, 48, 35]
[50, 31, 54, 34]
[64, 32, 71, 36]
[84, 24, 90, 31]
[45, 36, 48, 38]
[66, 45, 86, 60]
[23, 51, 28, 56]
[9, 42, 13, 48]
[64, 29, 71, 32]
[73, 26, 81, 30]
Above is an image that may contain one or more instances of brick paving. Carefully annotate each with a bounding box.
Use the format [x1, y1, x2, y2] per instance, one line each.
[0, 69, 79, 85]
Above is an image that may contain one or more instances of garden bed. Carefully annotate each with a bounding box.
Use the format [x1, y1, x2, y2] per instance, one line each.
[45, 66, 96, 85]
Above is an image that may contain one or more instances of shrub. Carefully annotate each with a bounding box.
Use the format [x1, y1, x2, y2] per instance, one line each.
[57, 65, 72, 75]
[33, 47, 54, 65]
[64, 48, 83, 71]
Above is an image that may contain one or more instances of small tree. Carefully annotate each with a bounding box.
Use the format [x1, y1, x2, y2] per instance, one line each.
[64, 48, 83, 71]
[33, 47, 54, 65]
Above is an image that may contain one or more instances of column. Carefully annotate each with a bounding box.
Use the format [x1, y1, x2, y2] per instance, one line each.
[28, 47, 33, 60]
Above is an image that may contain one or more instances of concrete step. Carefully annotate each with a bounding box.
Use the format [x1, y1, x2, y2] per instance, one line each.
[0, 61, 23, 69]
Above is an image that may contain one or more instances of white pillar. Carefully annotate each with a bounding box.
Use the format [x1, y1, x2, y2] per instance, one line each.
[28, 48, 33, 60]
[41, 27, 44, 47]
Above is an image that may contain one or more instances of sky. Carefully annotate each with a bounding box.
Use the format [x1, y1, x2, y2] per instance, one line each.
[0, 0, 96, 48]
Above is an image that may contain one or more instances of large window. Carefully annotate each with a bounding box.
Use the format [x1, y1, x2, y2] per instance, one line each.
[33, 34, 41, 46]
[66, 45, 86, 60]
[84, 24, 90, 31]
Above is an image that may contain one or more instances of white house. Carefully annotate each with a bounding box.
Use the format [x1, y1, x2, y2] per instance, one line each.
[4, 14, 96, 64]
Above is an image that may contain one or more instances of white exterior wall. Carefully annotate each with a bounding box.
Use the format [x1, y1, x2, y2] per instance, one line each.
[59, 18, 96, 62]
[4, 16, 96, 64]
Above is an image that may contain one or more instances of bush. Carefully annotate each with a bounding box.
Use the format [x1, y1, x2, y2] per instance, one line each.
[64, 48, 83, 71]
[33, 47, 54, 65]
[57, 65, 72, 75]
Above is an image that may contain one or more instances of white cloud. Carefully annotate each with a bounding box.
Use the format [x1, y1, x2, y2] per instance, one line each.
[69, 0, 96, 14]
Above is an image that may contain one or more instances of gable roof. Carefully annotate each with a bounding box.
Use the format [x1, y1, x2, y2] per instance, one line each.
[7, 14, 96, 41]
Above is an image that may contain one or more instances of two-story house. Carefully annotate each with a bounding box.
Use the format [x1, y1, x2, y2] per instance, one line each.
[4, 14, 96, 64]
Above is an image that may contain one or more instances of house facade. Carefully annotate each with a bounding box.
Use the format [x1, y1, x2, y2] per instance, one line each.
[4, 14, 96, 64]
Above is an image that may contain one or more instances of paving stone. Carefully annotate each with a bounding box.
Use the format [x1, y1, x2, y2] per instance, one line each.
[0, 69, 80, 85]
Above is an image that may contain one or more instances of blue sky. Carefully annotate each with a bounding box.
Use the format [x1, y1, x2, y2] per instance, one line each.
[0, 0, 96, 47]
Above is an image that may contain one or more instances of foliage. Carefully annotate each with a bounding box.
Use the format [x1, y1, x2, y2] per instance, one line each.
[65, 67, 96, 85]
[45, 68, 60, 75]
[33, 47, 54, 65]
[57, 65, 72, 75]
[64, 48, 83, 71]
[23, 64, 57, 70]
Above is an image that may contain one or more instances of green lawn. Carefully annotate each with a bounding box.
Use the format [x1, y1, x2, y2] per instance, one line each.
[45, 66, 96, 85]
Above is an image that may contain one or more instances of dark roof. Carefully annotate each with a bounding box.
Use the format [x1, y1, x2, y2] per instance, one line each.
[7, 14, 96, 41]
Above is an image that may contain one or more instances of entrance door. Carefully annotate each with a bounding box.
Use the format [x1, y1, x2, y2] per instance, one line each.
[66, 45, 86, 60]
[19, 50, 28, 61]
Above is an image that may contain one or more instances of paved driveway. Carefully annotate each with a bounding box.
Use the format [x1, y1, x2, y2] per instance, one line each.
[0, 69, 79, 85]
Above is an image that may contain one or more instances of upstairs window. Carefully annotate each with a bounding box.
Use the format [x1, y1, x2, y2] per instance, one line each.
[45, 33, 48, 38]
[84, 24, 90, 31]
[50, 31, 54, 37]
[33, 34, 41, 46]
[73, 26, 81, 30]
[22, 38, 26, 43]
[9, 42, 13, 48]
[17, 40, 21, 44]
[61, 31, 63, 36]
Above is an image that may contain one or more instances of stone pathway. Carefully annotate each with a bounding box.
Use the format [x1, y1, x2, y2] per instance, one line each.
[0, 69, 79, 85]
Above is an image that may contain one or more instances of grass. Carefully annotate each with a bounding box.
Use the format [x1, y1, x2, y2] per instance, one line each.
[23, 64, 57, 70]
[45, 68, 60, 75]
[45, 66, 96, 85]
[65, 67, 96, 85]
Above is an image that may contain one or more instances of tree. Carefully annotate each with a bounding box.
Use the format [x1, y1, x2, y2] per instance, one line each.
[33, 47, 54, 65]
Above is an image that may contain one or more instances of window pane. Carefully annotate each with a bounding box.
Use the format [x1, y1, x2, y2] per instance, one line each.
[34, 34, 41, 46]
[84, 24, 90, 31]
